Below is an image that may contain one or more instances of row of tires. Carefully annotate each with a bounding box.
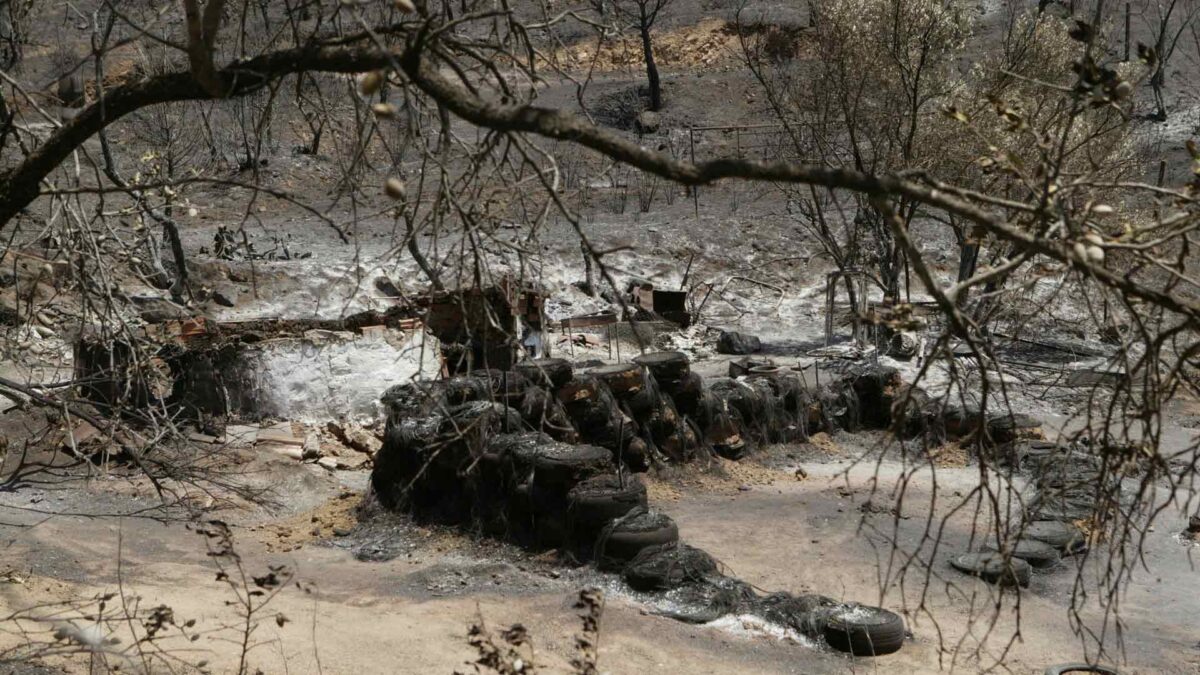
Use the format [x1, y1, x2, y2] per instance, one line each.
[371, 418, 909, 656]
[381, 352, 917, 479]
[371, 354, 922, 656]
[630, 542, 910, 657]
[950, 440, 1107, 586]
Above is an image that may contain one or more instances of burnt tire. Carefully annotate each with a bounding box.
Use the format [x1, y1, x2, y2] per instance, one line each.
[849, 364, 901, 429]
[656, 422, 699, 462]
[1024, 520, 1088, 555]
[559, 376, 620, 432]
[1042, 664, 1120, 675]
[710, 379, 762, 426]
[627, 385, 660, 420]
[950, 552, 1032, 587]
[381, 381, 444, 422]
[621, 437, 652, 472]
[372, 415, 443, 509]
[668, 371, 705, 418]
[484, 431, 552, 488]
[531, 443, 613, 491]
[587, 363, 645, 398]
[822, 604, 906, 657]
[634, 351, 690, 384]
[442, 375, 491, 405]
[558, 376, 603, 406]
[986, 538, 1061, 568]
[653, 575, 756, 624]
[941, 404, 983, 439]
[1029, 494, 1094, 523]
[754, 592, 840, 637]
[1016, 440, 1068, 470]
[986, 412, 1043, 445]
[623, 543, 718, 592]
[439, 402, 525, 467]
[472, 368, 529, 403]
[567, 474, 648, 531]
[713, 443, 748, 460]
[646, 403, 682, 440]
[596, 509, 679, 569]
[516, 358, 573, 389]
[518, 387, 579, 443]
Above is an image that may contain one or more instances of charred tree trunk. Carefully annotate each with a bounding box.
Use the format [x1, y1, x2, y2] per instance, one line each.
[639, 9, 662, 111]
[404, 214, 445, 291]
[581, 240, 597, 296]
[0, 87, 12, 153]
[164, 220, 189, 301]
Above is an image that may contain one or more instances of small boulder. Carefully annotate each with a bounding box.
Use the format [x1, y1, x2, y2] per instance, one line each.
[637, 110, 661, 133]
[374, 276, 402, 297]
[302, 433, 323, 460]
[717, 330, 762, 355]
[210, 289, 236, 307]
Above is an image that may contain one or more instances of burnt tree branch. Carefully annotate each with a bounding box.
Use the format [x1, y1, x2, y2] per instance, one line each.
[0, 31, 1195, 324]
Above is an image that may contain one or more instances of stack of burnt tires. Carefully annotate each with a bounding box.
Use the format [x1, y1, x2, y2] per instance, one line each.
[373, 367, 680, 558]
[936, 402, 1044, 447]
[626, 352, 702, 462]
[375, 356, 928, 523]
[374, 413, 681, 564]
[725, 358, 938, 441]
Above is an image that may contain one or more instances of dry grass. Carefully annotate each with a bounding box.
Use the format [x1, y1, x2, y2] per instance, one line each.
[548, 20, 811, 73]
[250, 490, 362, 552]
[644, 454, 786, 501]
[927, 441, 969, 468]
[805, 432, 843, 456]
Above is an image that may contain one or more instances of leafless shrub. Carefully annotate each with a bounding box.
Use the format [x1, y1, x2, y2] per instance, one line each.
[456, 610, 536, 675]
[0, 0, 1196, 668]
[569, 588, 604, 675]
[193, 519, 295, 675]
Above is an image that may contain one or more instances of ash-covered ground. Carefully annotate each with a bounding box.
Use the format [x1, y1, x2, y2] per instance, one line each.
[4, 0, 1200, 673]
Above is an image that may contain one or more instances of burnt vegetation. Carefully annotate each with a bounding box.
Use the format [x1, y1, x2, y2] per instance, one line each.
[2, 0, 1200, 672]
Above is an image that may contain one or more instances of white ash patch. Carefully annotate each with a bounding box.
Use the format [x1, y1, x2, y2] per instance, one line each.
[704, 613, 818, 647]
[655, 323, 717, 360]
[236, 327, 440, 423]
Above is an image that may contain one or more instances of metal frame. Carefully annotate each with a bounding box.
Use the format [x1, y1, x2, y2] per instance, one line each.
[824, 269, 871, 347]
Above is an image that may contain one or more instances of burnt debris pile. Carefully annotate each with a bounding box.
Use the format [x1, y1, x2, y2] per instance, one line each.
[370, 350, 916, 657]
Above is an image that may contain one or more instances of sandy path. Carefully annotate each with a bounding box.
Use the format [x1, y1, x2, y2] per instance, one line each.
[3, 450, 1198, 674]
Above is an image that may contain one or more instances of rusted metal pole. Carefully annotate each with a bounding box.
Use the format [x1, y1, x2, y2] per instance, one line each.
[824, 273, 836, 347]
[690, 127, 699, 217]
[680, 251, 695, 290]
[617, 417, 626, 488]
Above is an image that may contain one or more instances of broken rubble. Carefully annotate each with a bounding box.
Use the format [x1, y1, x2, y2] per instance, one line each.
[326, 420, 382, 455]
